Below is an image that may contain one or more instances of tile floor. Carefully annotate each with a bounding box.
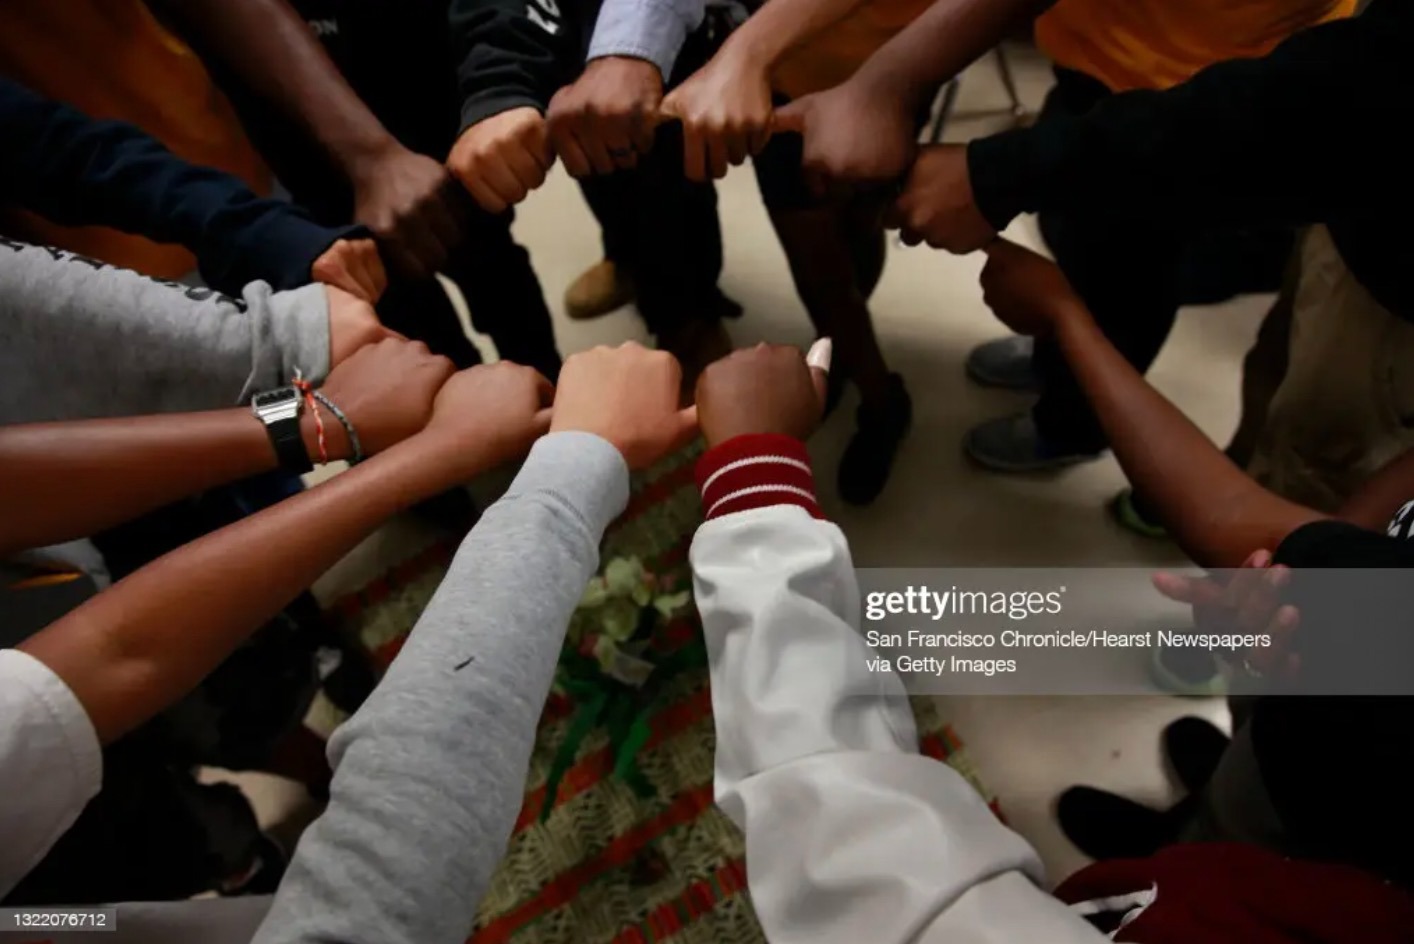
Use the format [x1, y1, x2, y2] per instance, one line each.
[244, 42, 1268, 887]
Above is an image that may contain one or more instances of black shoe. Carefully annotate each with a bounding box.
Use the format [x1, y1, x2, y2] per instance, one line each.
[838, 374, 911, 506]
[1056, 787, 1193, 861]
[1163, 717, 1230, 795]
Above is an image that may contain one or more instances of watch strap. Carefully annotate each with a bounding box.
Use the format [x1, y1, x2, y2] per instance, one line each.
[268, 415, 313, 474]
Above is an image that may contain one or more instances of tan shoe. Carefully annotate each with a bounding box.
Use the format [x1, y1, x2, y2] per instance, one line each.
[564, 259, 635, 320]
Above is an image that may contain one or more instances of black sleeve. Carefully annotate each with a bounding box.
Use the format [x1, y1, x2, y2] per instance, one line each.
[1255, 520, 1414, 888]
[449, 0, 586, 132]
[0, 76, 358, 295]
[966, 0, 1410, 233]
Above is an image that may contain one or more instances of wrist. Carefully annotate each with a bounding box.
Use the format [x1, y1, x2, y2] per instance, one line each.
[300, 405, 351, 465]
[722, 29, 780, 74]
[344, 134, 406, 187]
[696, 433, 823, 521]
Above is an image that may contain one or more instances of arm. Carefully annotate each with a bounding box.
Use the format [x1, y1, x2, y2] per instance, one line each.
[772, 0, 1052, 186]
[967, 3, 1406, 233]
[156, 0, 467, 280]
[659, 0, 875, 180]
[1337, 447, 1414, 531]
[0, 239, 333, 424]
[980, 240, 1327, 568]
[0, 76, 356, 295]
[0, 409, 337, 558]
[0, 335, 436, 556]
[16, 359, 545, 748]
[690, 441, 1104, 944]
[250, 343, 693, 944]
[846, 0, 1052, 116]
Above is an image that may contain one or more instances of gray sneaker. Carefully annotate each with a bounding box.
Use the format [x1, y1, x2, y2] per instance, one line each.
[964, 412, 1104, 473]
[965, 336, 1038, 391]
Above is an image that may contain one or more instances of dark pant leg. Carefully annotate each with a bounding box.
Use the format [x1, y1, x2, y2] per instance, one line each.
[447, 209, 563, 381]
[1029, 70, 1184, 452]
[573, 22, 727, 336]
[1033, 210, 1184, 452]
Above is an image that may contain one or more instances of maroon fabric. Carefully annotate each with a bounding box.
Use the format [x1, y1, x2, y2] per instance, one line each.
[1055, 843, 1414, 943]
[695, 433, 822, 521]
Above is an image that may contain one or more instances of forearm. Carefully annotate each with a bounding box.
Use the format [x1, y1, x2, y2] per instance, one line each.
[18, 433, 453, 745]
[849, 0, 1054, 112]
[157, 0, 397, 180]
[0, 408, 341, 557]
[715, 0, 873, 77]
[691, 439, 1093, 944]
[0, 240, 331, 424]
[967, 10, 1402, 231]
[1053, 305, 1325, 567]
[252, 433, 629, 944]
[1337, 446, 1414, 531]
[0, 76, 350, 293]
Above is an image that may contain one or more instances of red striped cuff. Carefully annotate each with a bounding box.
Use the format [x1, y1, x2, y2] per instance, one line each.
[695, 434, 823, 521]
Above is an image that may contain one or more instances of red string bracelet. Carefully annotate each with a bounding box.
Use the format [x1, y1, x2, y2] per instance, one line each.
[292, 373, 329, 465]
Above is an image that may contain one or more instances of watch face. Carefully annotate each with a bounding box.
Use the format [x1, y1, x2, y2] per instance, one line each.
[254, 388, 300, 409]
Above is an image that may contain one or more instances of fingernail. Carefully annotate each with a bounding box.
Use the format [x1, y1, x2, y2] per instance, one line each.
[806, 337, 833, 372]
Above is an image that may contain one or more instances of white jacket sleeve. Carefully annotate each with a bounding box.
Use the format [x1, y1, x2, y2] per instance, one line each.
[690, 505, 1105, 944]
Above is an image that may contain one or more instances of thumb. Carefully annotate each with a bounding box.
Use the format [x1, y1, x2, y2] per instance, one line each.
[805, 337, 832, 412]
[772, 98, 807, 135]
[668, 404, 700, 452]
[532, 406, 554, 434]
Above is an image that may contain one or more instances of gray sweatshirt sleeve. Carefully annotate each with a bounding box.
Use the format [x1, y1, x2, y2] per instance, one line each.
[0, 239, 329, 425]
[252, 431, 631, 944]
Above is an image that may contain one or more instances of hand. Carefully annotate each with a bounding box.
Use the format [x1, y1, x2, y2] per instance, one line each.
[550, 342, 698, 469]
[1153, 549, 1302, 681]
[326, 285, 400, 366]
[695, 340, 830, 447]
[661, 46, 773, 182]
[317, 337, 456, 458]
[773, 80, 916, 194]
[979, 239, 1083, 337]
[311, 238, 388, 304]
[420, 362, 555, 479]
[447, 107, 555, 214]
[886, 144, 996, 252]
[547, 57, 664, 177]
[350, 144, 468, 281]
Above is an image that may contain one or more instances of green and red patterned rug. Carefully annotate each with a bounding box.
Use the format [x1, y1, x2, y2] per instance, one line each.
[324, 448, 997, 944]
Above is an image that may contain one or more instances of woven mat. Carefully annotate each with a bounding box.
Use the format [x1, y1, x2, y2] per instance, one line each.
[325, 449, 997, 944]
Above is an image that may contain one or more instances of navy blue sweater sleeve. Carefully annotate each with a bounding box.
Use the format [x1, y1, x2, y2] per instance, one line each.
[0, 76, 359, 295]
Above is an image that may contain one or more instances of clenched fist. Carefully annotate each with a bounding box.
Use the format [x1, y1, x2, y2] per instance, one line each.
[318, 337, 456, 458]
[774, 81, 917, 194]
[312, 238, 388, 304]
[423, 361, 555, 479]
[661, 46, 773, 182]
[550, 342, 698, 469]
[447, 107, 555, 214]
[547, 57, 664, 176]
[887, 144, 996, 253]
[695, 340, 829, 447]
